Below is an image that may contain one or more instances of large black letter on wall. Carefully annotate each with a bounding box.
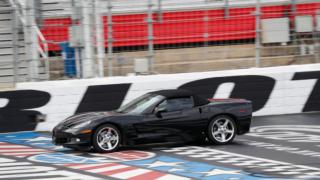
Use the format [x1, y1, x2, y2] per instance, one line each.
[292, 71, 320, 112]
[0, 90, 50, 132]
[179, 75, 275, 112]
[76, 83, 131, 113]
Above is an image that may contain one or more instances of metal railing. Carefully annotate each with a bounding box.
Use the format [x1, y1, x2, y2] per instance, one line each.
[2, 0, 320, 82]
[9, 0, 49, 81]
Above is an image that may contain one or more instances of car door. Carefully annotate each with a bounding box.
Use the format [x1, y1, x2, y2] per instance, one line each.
[134, 97, 203, 142]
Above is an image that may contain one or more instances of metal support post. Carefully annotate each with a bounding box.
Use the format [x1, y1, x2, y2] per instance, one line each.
[224, 0, 229, 18]
[81, 0, 94, 78]
[203, 13, 209, 47]
[12, 8, 19, 83]
[25, 0, 39, 81]
[291, 0, 296, 16]
[290, 0, 298, 45]
[315, 11, 320, 63]
[255, 0, 261, 67]
[94, 0, 105, 77]
[315, 33, 320, 63]
[71, 0, 81, 78]
[157, 0, 162, 22]
[147, 0, 154, 73]
[202, 1, 209, 61]
[74, 48, 81, 78]
[107, 0, 113, 77]
[34, 0, 43, 25]
[75, 48, 83, 78]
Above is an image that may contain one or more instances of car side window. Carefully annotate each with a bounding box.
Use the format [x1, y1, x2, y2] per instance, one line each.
[157, 97, 194, 112]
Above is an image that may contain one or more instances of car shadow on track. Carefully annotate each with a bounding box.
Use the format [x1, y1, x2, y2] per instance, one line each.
[92, 139, 248, 153]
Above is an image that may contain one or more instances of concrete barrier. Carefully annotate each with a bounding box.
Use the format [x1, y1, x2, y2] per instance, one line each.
[0, 63, 319, 132]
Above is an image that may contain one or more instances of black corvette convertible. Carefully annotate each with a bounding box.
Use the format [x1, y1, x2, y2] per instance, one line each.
[52, 89, 252, 152]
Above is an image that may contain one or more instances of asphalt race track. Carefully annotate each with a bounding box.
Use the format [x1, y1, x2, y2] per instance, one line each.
[0, 112, 320, 180]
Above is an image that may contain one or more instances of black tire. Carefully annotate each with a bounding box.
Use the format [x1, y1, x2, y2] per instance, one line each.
[207, 115, 236, 145]
[193, 132, 208, 145]
[92, 124, 121, 153]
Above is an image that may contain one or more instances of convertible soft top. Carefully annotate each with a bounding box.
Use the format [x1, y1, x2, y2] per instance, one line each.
[149, 89, 209, 106]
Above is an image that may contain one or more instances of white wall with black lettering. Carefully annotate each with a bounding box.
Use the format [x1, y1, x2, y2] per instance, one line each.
[1, 64, 319, 132]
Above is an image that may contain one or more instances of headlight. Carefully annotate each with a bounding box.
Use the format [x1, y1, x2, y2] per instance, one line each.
[71, 121, 91, 129]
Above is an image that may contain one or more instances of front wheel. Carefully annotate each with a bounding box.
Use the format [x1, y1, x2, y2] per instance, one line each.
[92, 124, 121, 153]
[207, 115, 236, 145]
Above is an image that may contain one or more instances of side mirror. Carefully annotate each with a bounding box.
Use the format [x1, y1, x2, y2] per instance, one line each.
[155, 107, 167, 118]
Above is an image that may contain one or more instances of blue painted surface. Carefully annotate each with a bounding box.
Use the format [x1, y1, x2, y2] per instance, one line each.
[30, 153, 101, 164]
[0, 131, 67, 151]
[123, 156, 280, 180]
[0, 132, 283, 180]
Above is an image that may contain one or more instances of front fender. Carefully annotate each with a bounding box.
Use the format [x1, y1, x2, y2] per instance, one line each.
[91, 116, 141, 146]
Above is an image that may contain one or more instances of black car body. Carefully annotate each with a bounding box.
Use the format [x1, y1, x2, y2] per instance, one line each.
[52, 89, 252, 152]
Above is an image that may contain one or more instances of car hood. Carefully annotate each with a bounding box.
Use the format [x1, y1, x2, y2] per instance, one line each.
[61, 111, 121, 127]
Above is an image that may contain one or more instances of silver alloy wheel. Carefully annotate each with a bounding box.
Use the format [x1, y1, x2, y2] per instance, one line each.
[211, 118, 235, 143]
[96, 127, 119, 151]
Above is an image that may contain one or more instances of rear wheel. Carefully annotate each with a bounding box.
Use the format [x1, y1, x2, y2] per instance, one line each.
[207, 115, 236, 144]
[92, 124, 121, 153]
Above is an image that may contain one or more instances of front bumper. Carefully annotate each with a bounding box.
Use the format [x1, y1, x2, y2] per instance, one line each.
[52, 127, 92, 149]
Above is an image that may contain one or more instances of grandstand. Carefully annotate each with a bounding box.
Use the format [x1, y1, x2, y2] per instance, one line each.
[40, 0, 319, 50]
[0, 0, 48, 89]
[0, 0, 319, 83]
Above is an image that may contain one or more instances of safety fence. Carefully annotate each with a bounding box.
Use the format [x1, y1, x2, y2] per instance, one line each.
[0, 0, 319, 86]
[41, 2, 320, 51]
[40, 0, 320, 78]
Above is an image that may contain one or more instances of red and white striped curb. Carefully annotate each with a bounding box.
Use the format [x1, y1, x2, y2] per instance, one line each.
[64, 163, 192, 180]
[0, 142, 50, 158]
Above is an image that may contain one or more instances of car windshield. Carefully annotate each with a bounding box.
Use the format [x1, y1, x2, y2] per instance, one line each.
[116, 94, 165, 114]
